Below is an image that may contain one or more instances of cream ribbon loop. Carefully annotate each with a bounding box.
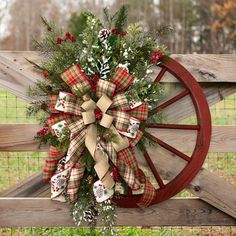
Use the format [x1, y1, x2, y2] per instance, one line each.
[83, 94, 130, 189]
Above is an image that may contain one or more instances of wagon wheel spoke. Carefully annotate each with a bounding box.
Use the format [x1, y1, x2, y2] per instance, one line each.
[143, 131, 191, 162]
[154, 67, 167, 83]
[139, 141, 165, 189]
[145, 123, 200, 130]
[149, 89, 189, 116]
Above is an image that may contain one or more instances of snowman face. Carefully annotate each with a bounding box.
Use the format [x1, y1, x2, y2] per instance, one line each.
[93, 180, 114, 203]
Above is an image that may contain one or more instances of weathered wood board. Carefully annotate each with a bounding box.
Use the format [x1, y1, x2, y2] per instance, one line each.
[0, 198, 235, 227]
[1, 124, 236, 153]
[1, 52, 236, 102]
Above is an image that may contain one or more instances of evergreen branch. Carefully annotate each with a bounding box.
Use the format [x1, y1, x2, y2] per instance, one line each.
[103, 7, 112, 28]
[25, 58, 45, 71]
[114, 5, 128, 32]
[40, 16, 53, 32]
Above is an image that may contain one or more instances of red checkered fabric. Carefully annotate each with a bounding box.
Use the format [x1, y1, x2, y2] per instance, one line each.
[99, 138, 140, 191]
[116, 148, 141, 190]
[130, 102, 149, 121]
[43, 146, 66, 182]
[61, 64, 92, 96]
[110, 93, 130, 111]
[59, 92, 83, 115]
[110, 67, 135, 93]
[99, 137, 117, 164]
[65, 116, 85, 136]
[66, 129, 86, 166]
[138, 172, 157, 207]
[121, 148, 141, 181]
[66, 163, 85, 203]
[107, 110, 130, 131]
[96, 79, 116, 98]
[50, 94, 59, 113]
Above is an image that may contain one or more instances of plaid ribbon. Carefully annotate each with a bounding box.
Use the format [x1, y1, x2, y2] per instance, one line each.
[66, 163, 85, 203]
[107, 110, 130, 131]
[99, 138, 140, 191]
[96, 79, 116, 98]
[130, 102, 149, 121]
[56, 92, 83, 115]
[43, 146, 66, 182]
[138, 169, 157, 207]
[61, 64, 92, 95]
[117, 148, 141, 190]
[110, 93, 130, 111]
[110, 67, 135, 93]
[49, 94, 59, 113]
[65, 116, 85, 136]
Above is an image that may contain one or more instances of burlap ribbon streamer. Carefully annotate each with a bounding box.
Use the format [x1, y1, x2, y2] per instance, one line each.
[83, 94, 129, 189]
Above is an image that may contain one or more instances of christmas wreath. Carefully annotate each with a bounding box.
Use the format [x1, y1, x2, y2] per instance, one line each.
[27, 5, 169, 234]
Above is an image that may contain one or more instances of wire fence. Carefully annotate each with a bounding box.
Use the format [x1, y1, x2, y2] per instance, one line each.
[0, 88, 235, 235]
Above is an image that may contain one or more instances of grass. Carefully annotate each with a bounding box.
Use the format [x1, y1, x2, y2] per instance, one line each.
[0, 89, 235, 235]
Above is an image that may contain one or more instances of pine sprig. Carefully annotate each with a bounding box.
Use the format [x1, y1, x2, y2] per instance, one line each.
[114, 5, 128, 32]
[25, 58, 45, 71]
[103, 7, 112, 28]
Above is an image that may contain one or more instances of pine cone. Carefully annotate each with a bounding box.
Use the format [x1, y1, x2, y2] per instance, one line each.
[83, 206, 97, 223]
[87, 175, 94, 185]
[40, 102, 48, 111]
[98, 29, 110, 42]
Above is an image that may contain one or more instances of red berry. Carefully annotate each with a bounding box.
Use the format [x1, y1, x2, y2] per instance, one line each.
[95, 113, 102, 120]
[151, 56, 158, 64]
[65, 31, 72, 40]
[119, 31, 126, 37]
[95, 107, 102, 120]
[151, 50, 164, 64]
[111, 28, 117, 35]
[43, 70, 49, 78]
[70, 35, 76, 43]
[56, 37, 63, 44]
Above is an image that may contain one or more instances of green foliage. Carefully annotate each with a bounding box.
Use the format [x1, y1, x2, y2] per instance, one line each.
[68, 12, 94, 38]
[114, 5, 128, 32]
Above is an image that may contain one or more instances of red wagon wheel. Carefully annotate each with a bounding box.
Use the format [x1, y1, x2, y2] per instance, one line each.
[113, 56, 212, 207]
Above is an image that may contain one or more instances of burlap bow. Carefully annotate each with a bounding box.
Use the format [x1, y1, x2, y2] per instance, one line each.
[43, 64, 156, 206]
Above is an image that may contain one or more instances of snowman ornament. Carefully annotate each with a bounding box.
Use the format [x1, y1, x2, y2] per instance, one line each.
[93, 180, 114, 203]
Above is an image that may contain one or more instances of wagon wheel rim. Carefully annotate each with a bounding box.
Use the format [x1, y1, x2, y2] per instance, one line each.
[112, 56, 212, 208]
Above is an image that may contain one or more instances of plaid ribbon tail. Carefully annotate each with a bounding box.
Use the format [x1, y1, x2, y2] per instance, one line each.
[66, 163, 85, 203]
[43, 145, 66, 182]
[50, 131, 86, 203]
[137, 169, 157, 207]
[118, 148, 157, 206]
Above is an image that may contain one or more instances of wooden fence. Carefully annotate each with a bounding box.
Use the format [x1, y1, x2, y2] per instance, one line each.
[0, 52, 235, 226]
